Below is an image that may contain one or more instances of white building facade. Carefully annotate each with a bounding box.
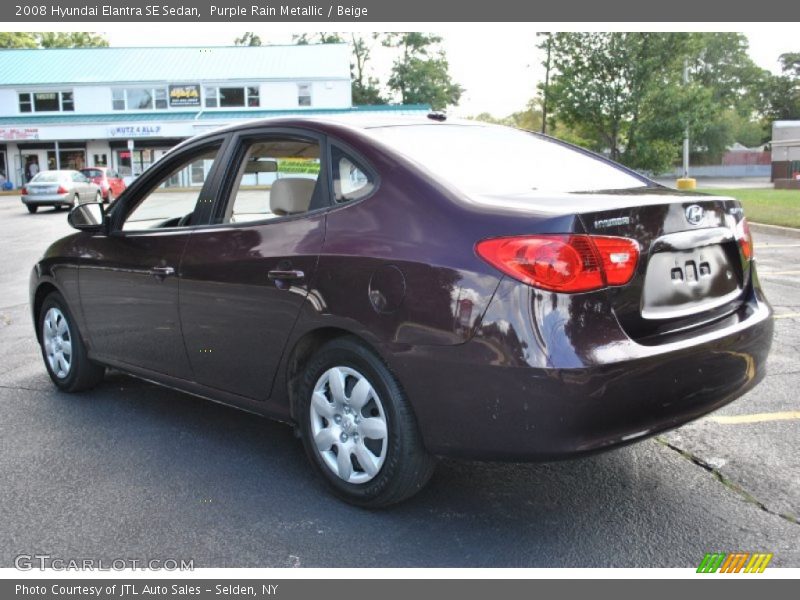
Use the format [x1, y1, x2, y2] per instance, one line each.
[0, 45, 426, 187]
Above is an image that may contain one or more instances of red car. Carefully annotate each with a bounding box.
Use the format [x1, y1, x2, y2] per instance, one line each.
[79, 167, 126, 203]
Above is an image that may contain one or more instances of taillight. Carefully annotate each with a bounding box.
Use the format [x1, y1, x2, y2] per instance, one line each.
[736, 218, 754, 260]
[56, 185, 68, 194]
[20, 187, 27, 195]
[476, 234, 640, 293]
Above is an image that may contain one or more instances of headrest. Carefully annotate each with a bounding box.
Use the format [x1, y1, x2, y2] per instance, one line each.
[270, 177, 316, 216]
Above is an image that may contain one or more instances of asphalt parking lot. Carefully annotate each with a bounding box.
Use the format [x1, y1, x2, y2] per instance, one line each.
[0, 196, 798, 568]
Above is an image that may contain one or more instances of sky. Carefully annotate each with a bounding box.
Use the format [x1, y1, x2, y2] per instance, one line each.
[89, 24, 800, 117]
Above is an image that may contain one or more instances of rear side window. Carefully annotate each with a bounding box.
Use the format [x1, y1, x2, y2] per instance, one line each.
[330, 145, 375, 204]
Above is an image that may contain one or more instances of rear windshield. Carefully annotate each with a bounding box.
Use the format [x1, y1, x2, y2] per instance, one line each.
[81, 169, 103, 178]
[31, 172, 66, 183]
[367, 124, 647, 195]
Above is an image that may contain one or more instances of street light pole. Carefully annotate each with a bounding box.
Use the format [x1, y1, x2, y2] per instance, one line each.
[682, 59, 689, 179]
[677, 58, 696, 190]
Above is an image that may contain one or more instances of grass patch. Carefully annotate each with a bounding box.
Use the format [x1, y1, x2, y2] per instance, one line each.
[700, 187, 800, 228]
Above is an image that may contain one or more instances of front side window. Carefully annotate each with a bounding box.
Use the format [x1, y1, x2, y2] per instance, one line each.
[330, 146, 374, 204]
[223, 136, 321, 224]
[122, 144, 221, 231]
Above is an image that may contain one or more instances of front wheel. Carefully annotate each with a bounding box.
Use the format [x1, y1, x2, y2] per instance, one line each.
[38, 291, 104, 392]
[298, 336, 436, 507]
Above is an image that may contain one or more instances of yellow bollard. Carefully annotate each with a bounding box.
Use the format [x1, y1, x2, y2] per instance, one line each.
[676, 178, 697, 190]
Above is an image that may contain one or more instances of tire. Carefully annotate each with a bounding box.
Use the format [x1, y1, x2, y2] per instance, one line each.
[54, 205, 62, 212]
[72, 193, 80, 207]
[38, 291, 105, 392]
[26, 204, 37, 214]
[95, 191, 102, 203]
[297, 336, 436, 507]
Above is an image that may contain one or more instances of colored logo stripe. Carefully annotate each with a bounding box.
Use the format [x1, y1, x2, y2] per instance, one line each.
[697, 553, 773, 573]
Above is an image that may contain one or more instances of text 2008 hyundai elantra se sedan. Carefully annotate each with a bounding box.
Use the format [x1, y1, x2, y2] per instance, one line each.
[30, 116, 773, 506]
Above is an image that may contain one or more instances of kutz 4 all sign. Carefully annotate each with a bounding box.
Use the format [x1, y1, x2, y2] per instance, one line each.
[697, 552, 773, 573]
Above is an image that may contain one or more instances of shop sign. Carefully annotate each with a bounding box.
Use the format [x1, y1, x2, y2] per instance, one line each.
[0, 127, 40, 141]
[169, 85, 201, 107]
[108, 125, 162, 137]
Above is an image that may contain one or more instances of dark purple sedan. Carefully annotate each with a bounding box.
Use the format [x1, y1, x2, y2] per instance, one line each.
[30, 116, 772, 506]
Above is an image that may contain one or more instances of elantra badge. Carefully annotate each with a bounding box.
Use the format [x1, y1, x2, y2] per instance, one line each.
[685, 205, 704, 225]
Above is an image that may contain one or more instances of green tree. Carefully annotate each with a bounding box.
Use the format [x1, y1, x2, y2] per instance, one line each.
[760, 52, 800, 122]
[1, 32, 108, 48]
[350, 34, 386, 105]
[0, 32, 38, 48]
[384, 33, 463, 110]
[543, 32, 768, 172]
[234, 32, 263, 46]
[292, 32, 344, 45]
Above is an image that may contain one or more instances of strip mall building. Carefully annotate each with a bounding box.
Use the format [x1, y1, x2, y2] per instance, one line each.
[0, 44, 426, 187]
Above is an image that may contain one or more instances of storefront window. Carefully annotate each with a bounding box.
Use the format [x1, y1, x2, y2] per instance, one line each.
[298, 84, 312, 107]
[219, 87, 245, 107]
[116, 149, 158, 178]
[112, 88, 168, 111]
[47, 149, 86, 171]
[18, 91, 74, 113]
[247, 86, 260, 107]
[204, 85, 259, 108]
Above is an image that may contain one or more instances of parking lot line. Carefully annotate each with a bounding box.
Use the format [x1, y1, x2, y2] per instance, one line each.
[774, 312, 800, 320]
[754, 243, 800, 249]
[707, 411, 800, 424]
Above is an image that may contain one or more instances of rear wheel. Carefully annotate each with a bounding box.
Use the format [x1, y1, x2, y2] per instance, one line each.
[72, 193, 80, 207]
[38, 292, 104, 392]
[298, 336, 436, 507]
[26, 204, 37, 214]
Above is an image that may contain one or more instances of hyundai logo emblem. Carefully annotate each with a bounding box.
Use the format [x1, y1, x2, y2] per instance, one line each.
[685, 205, 704, 225]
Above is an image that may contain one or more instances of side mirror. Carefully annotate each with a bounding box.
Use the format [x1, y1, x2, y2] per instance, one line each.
[68, 202, 106, 233]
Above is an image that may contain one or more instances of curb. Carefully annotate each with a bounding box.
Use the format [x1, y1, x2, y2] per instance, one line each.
[749, 222, 800, 241]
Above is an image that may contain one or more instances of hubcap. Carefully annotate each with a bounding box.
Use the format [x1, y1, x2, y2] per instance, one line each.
[309, 366, 388, 484]
[43, 307, 72, 379]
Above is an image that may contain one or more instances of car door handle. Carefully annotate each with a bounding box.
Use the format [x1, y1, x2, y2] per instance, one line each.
[149, 266, 176, 279]
[267, 269, 305, 281]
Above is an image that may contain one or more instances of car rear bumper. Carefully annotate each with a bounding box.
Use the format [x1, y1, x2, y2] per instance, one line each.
[392, 270, 773, 461]
[22, 194, 72, 205]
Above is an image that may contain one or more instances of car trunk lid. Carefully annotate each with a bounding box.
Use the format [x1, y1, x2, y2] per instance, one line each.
[469, 187, 750, 341]
[575, 190, 750, 341]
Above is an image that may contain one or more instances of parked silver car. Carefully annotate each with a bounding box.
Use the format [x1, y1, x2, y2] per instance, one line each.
[21, 170, 102, 214]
